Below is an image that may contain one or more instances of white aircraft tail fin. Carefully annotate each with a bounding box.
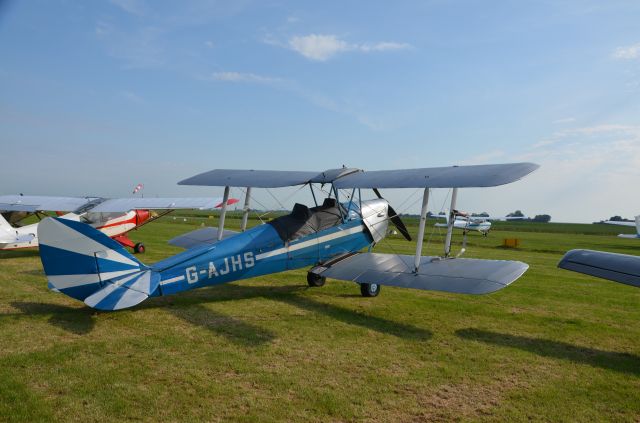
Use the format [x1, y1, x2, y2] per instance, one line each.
[0, 213, 12, 230]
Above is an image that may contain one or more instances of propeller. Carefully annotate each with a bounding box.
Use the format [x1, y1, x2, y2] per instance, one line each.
[372, 188, 412, 241]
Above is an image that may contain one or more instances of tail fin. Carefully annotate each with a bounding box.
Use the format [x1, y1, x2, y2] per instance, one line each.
[38, 217, 160, 311]
[0, 213, 12, 230]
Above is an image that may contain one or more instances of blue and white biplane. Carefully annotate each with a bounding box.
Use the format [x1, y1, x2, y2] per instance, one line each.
[38, 163, 538, 311]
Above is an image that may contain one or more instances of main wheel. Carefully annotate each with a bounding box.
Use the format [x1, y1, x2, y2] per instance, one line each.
[360, 283, 380, 297]
[134, 242, 146, 254]
[307, 272, 326, 287]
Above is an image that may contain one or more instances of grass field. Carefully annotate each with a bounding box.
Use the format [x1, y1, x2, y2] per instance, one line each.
[1, 215, 639, 422]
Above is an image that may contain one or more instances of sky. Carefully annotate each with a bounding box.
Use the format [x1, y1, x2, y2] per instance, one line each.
[1, 0, 640, 222]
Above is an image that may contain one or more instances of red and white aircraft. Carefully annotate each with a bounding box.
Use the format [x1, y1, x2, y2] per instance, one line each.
[0, 195, 237, 253]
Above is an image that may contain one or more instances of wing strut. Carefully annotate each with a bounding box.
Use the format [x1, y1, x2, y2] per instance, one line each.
[444, 188, 458, 257]
[218, 186, 230, 241]
[240, 187, 251, 232]
[414, 188, 430, 272]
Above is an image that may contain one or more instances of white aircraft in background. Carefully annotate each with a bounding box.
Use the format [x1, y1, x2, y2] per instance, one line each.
[0, 195, 236, 253]
[603, 216, 640, 239]
[433, 210, 526, 236]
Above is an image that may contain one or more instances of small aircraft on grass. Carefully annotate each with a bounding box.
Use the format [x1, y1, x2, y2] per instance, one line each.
[0, 195, 237, 253]
[602, 216, 640, 239]
[37, 163, 538, 311]
[432, 211, 527, 236]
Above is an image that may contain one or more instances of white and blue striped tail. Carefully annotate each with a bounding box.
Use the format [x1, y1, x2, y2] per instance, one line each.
[38, 217, 160, 311]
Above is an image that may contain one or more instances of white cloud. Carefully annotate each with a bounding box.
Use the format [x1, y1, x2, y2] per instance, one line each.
[204, 40, 214, 48]
[287, 34, 411, 61]
[359, 42, 412, 52]
[289, 34, 350, 61]
[612, 43, 640, 60]
[207, 71, 281, 84]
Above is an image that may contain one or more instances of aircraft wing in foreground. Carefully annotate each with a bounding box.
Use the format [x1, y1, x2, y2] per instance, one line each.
[558, 249, 640, 288]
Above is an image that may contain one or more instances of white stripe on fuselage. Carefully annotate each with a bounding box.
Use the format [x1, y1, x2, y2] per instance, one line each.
[255, 224, 364, 261]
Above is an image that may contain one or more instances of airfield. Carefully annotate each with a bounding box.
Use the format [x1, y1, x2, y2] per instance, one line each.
[1, 214, 639, 422]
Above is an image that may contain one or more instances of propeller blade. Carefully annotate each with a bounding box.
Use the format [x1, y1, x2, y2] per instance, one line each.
[373, 188, 412, 241]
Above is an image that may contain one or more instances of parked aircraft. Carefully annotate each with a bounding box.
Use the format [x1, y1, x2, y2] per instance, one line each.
[603, 216, 640, 239]
[37, 163, 538, 311]
[0, 195, 236, 253]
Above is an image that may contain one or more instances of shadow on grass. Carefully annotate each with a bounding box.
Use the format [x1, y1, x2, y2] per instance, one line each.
[456, 328, 640, 376]
[0, 249, 40, 259]
[153, 283, 432, 341]
[169, 303, 276, 347]
[9, 301, 95, 335]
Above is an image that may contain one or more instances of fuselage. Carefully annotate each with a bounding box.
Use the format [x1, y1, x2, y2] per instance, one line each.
[148, 200, 387, 297]
[435, 218, 491, 234]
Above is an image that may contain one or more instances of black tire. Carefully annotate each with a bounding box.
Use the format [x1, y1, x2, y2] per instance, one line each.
[360, 283, 381, 297]
[307, 272, 326, 287]
[134, 242, 146, 254]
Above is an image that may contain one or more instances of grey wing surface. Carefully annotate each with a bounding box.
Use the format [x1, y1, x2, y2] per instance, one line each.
[334, 162, 539, 188]
[88, 197, 225, 212]
[558, 249, 640, 288]
[178, 169, 321, 188]
[312, 253, 529, 294]
[0, 195, 95, 212]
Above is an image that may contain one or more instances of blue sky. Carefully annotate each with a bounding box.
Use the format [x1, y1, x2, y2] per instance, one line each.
[1, 0, 639, 222]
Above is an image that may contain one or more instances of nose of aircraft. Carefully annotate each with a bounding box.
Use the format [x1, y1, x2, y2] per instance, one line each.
[135, 209, 151, 225]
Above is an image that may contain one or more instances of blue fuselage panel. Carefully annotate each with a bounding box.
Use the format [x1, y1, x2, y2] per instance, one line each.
[152, 218, 372, 297]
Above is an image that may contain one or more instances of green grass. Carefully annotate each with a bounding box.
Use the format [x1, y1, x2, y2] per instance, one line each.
[1, 215, 639, 422]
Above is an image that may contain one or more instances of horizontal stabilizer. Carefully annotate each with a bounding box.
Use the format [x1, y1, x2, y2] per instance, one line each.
[311, 253, 528, 294]
[84, 270, 160, 311]
[558, 249, 640, 288]
[168, 227, 238, 249]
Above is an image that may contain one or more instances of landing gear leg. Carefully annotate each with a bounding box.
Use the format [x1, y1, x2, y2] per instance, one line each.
[307, 272, 326, 287]
[360, 283, 380, 297]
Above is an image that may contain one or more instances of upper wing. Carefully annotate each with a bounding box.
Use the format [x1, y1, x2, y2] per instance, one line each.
[558, 249, 640, 288]
[0, 195, 95, 212]
[334, 163, 539, 188]
[178, 163, 538, 189]
[179, 169, 322, 188]
[88, 197, 227, 213]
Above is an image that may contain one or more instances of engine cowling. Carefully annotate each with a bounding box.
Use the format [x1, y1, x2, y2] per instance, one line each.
[135, 209, 151, 226]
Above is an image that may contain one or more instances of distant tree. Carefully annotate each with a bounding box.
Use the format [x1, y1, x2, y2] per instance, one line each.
[472, 212, 490, 217]
[532, 214, 551, 223]
[609, 215, 623, 221]
[507, 210, 525, 217]
[426, 211, 434, 217]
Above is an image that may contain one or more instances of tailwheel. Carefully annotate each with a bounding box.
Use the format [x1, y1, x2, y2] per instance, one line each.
[307, 272, 326, 287]
[133, 242, 146, 254]
[360, 283, 380, 297]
